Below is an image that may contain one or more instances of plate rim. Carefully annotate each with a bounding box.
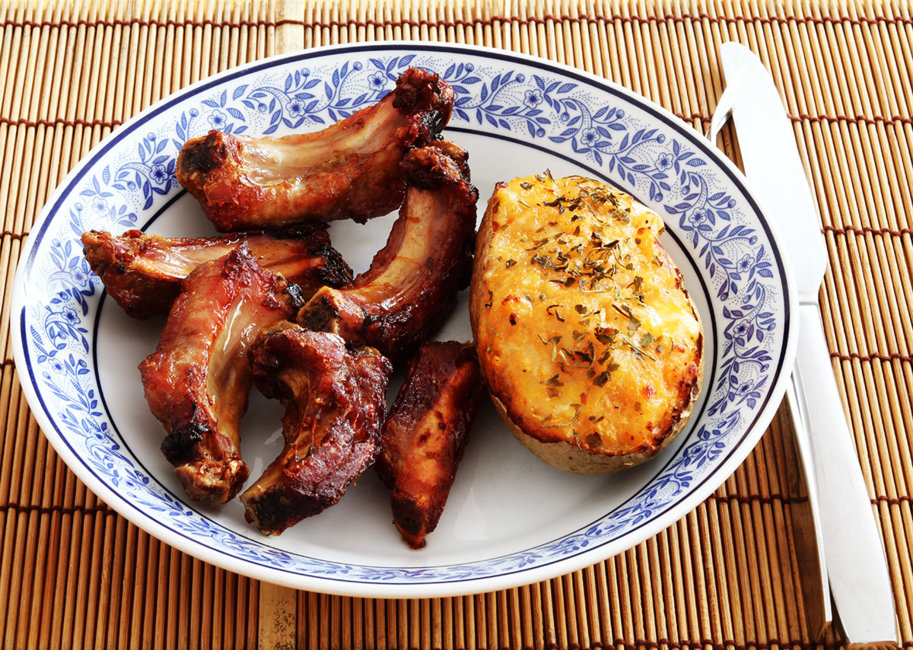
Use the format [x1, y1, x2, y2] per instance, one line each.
[11, 40, 798, 598]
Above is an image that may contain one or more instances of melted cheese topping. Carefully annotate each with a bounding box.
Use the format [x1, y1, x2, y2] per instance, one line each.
[473, 174, 702, 455]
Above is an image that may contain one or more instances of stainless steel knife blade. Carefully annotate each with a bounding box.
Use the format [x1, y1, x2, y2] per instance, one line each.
[717, 41, 897, 644]
[718, 44, 826, 302]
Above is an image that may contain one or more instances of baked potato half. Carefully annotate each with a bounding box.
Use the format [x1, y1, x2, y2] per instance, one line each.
[470, 173, 704, 474]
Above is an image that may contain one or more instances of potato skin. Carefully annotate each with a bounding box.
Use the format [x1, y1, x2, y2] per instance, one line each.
[470, 174, 703, 474]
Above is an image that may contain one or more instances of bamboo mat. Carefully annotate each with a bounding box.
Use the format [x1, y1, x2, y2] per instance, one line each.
[0, 0, 911, 648]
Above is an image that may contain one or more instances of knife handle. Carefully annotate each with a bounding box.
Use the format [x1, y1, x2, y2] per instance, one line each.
[795, 303, 897, 643]
[784, 374, 831, 636]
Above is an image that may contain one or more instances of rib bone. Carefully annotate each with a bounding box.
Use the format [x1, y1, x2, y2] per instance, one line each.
[297, 140, 478, 361]
[176, 68, 454, 231]
[139, 245, 304, 505]
[82, 226, 351, 319]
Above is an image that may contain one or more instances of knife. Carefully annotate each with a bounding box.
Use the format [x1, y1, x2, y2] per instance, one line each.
[708, 49, 833, 639]
[713, 42, 898, 646]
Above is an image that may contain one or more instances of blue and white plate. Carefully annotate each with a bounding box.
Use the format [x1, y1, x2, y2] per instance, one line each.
[11, 43, 797, 597]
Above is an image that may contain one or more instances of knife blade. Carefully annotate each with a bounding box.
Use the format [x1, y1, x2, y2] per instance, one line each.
[717, 41, 897, 645]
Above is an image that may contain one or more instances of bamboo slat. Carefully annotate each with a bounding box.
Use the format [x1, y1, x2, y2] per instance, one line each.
[0, 0, 910, 648]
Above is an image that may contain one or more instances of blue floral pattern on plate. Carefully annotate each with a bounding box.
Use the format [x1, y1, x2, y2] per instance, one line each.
[12, 43, 796, 596]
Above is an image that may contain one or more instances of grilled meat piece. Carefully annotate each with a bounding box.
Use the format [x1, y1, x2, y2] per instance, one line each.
[376, 341, 482, 549]
[241, 322, 392, 535]
[82, 227, 351, 319]
[139, 245, 305, 505]
[176, 68, 454, 231]
[297, 140, 478, 361]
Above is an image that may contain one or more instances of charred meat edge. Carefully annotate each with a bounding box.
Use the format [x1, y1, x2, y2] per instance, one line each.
[241, 322, 392, 536]
[176, 67, 455, 231]
[139, 244, 305, 505]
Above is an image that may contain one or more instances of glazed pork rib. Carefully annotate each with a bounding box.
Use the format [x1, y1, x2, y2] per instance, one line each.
[139, 244, 305, 505]
[176, 67, 455, 232]
[297, 140, 478, 361]
[376, 341, 483, 549]
[82, 227, 351, 319]
[241, 322, 392, 536]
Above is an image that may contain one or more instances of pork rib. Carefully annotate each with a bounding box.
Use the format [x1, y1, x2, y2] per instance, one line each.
[176, 68, 454, 231]
[139, 244, 305, 505]
[82, 227, 351, 319]
[376, 341, 482, 548]
[297, 140, 478, 361]
[241, 322, 392, 535]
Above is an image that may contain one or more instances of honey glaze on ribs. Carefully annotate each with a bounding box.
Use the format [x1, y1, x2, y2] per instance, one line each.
[297, 140, 479, 361]
[82, 226, 351, 319]
[138, 244, 305, 505]
[175, 67, 455, 231]
[376, 341, 483, 549]
[241, 322, 392, 536]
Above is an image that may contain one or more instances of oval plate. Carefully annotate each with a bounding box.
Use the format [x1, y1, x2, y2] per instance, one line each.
[11, 42, 797, 598]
